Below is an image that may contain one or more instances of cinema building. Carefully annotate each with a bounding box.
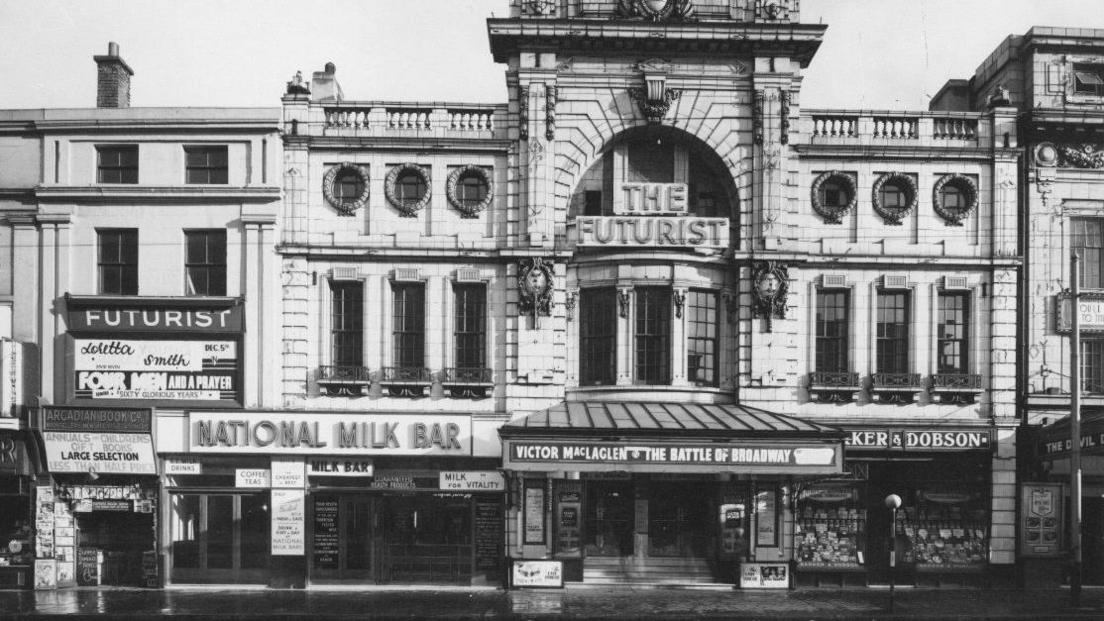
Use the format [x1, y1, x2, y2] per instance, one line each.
[0, 44, 283, 588]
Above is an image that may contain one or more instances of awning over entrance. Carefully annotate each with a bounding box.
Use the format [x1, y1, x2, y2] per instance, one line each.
[500, 402, 844, 475]
[1037, 411, 1104, 460]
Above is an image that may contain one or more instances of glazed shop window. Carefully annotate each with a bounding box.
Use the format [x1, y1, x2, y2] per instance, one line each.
[815, 290, 849, 373]
[1082, 339, 1104, 395]
[795, 483, 866, 569]
[184, 230, 226, 296]
[876, 291, 910, 374]
[96, 145, 138, 184]
[392, 282, 425, 369]
[686, 289, 718, 386]
[330, 281, 364, 367]
[1073, 63, 1104, 97]
[579, 288, 617, 386]
[1072, 218, 1104, 289]
[936, 292, 969, 374]
[897, 489, 988, 569]
[184, 145, 229, 184]
[454, 283, 486, 370]
[97, 229, 138, 295]
[635, 287, 671, 385]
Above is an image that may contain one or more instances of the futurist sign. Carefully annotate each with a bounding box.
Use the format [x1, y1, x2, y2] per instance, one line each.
[574, 182, 728, 248]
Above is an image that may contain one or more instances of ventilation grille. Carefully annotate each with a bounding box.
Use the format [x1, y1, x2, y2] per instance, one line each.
[882, 275, 909, 290]
[331, 267, 359, 281]
[821, 274, 847, 288]
[943, 276, 969, 290]
[456, 268, 482, 283]
[393, 268, 421, 282]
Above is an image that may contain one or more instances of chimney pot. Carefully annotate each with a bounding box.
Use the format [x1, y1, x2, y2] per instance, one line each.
[108, 41, 119, 56]
[325, 62, 336, 74]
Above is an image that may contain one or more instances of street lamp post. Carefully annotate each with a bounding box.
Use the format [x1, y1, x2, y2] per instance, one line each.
[885, 494, 902, 613]
[1071, 252, 1083, 607]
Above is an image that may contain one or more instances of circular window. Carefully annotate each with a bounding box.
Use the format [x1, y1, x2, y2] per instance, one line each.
[385, 163, 431, 217]
[932, 174, 979, 225]
[446, 166, 494, 217]
[322, 163, 370, 215]
[810, 171, 857, 224]
[872, 173, 918, 225]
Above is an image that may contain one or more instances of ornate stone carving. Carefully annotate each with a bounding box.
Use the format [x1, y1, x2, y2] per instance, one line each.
[285, 70, 309, 95]
[871, 172, 918, 225]
[672, 289, 686, 319]
[565, 290, 578, 322]
[1059, 143, 1104, 168]
[1034, 142, 1059, 167]
[755, 0, 793, 20]
[932, 173, 979, 226]
[617, 288, 632, 318]
[545, 85, 557, 141]
[810, 171, 857, 224]
[617, 0, 694, 21]
[779, 90, 791, 145]
[384, 163, 431, 217]
[629, 87, 680, 124]
[753, 90, 764, 145]
[519, 85, 529, 141]
[752, 261, 789, 332]
[446, 165, 494, 218]
[524, 0, 555, 15]
[518, 258, 554, 320]
[322, 163, 370, 216]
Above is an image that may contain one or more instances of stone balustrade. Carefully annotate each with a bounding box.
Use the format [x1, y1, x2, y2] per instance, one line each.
[804, 110, 984, 146]
[314, 103, 504, 138]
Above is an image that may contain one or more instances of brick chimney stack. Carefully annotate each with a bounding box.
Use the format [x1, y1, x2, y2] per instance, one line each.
[94, 42, 134, 108]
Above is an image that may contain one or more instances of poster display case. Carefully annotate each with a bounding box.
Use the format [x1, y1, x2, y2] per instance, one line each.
[794, 483, 866, 570]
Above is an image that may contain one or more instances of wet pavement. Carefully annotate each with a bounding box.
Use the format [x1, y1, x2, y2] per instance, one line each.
[1, 585, 1104, 619]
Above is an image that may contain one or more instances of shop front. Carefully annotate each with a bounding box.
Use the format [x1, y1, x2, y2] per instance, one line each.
[31, 406, 160, 589]
[500, 402, 845, 586]
[0, 430, 35, 588]
[802, 426, 995, 588]
[162, 411, 504, 587]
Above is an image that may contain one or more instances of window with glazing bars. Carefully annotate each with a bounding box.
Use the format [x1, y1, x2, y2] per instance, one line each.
[184, 230, 226, 296]
[454, 284, 486, 369]
[96, 145, 138, 184]
[815, 290, 849, 373]
[392, 283, 425, 368]
[686, 290, 718, 386]
[97, 229, 138, 294]
[185, 146, 229, 184]
[1072, 219, 1104, 289]
[937, 292, 969, 374]
[635, 288, 671, 385]
[330, 281, 363, 367]
[579, 288, 616, 386]
[1083, 340, 1104, 394]
[876, 291, 910, 374]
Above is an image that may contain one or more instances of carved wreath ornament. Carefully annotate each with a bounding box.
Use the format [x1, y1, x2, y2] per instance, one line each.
[932, 174, 979, 226]
[871, 172, 918, 226]
[385, 163, 431, 217]
[322, 163, 370, 216]
[617, 0, 695, 20]
[810, 171, 857, 224]
[446, 165, 494, 218]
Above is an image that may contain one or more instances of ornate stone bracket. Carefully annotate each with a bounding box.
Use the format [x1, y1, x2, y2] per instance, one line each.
[618, 288, 632, 318]
[518, 258, 555, 321]
[545, 86, 557, 141]
[673, 289, 686, 319]
[752, 261, 789, 332]
[629, 86, 681, 124]
[518, 85, 529, 141]
[322, 163, 370, 216]
[617, 0, 694, 21]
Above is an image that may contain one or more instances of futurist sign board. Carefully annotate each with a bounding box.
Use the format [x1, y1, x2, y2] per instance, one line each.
[72, 339, 239, 404]
[188, 412, 472, 455]
[67, 305, 243, 334]
[503, 440, 841, 474]
[575, 182, 729, 248]
[844, 428, 992, 452]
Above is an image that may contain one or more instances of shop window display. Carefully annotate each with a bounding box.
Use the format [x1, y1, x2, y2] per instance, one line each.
[794, 483, 866, 569]
[897, 489, 988, 570]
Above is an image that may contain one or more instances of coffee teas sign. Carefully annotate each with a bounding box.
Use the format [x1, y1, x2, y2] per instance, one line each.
[73, 339, 239, 404]
[188, 412, 471, 455]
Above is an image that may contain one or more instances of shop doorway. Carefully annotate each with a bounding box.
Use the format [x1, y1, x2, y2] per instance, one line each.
[648, 481, 712, 557]
[584, 480, 634, 556]
[310, 495, 375, 582]
[168, 492, 270, 584]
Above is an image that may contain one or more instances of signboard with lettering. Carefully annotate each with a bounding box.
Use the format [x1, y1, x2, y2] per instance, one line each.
[67, 305, 243, 333]
[1039, 415, 1104, 459]
[271, 458, 306, 488]
[439, 471, 505, 492]
[739, 562, 789, 589]
[474, 499, 504, 573]
[163, 459, 202, 475]
[573, 182, 729, 248]
[1020, 483, 1063, 558]
[41, 406, 151, 433]
[38, 406, 157, 474]
[72, 339, 239, 404]
[312, 498, 339, 569]
[271, 489, 305, 556]
[1057, 294, 1104, 333]
[503, 440, 841, 474]
[1, 339, 23, 418]
[235, 469, 271, 488]
[308, 458, 374, 477]
[188, 412, 472, 455]
[511, 559, 563, 588]
[844, 429, 992, 452]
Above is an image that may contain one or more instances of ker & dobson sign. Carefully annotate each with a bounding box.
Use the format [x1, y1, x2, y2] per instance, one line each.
[844, 428, 992, 451]
[188, 412, 472, 455]
[573, 182, 728, 249]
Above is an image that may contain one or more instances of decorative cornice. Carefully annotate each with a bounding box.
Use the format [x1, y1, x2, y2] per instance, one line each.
[384, 163, 432, 217]
[322, 163, 370, 216]
[809, 171, 857, 224]
[446, 165, 494, 218]
[33, 186, 281, 203]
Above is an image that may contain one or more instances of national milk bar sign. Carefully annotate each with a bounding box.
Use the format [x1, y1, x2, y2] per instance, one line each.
[188, 412, 471, 455]
[845, 428, 992, 451]
[504, 440, 841, 474]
